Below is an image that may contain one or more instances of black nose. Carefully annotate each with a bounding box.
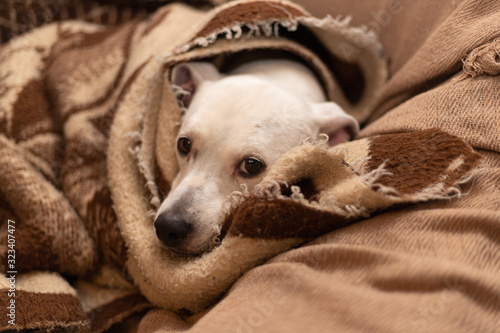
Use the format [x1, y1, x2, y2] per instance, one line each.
[154, 213, 190, 248]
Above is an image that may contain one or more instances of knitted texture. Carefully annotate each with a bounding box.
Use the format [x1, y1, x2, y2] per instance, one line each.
[0, 0, 498, 331]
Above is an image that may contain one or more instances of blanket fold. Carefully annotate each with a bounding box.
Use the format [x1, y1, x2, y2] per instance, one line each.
[0, 0, 487, 331]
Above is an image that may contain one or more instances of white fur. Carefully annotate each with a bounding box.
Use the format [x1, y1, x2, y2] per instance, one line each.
[154, 59, 359, 256]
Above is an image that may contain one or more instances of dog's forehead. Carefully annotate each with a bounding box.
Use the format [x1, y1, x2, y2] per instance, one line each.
[181, 76, 313, 140]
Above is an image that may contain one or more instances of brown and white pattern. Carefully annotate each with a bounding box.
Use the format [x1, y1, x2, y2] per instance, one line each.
[0, 0, 487, 331]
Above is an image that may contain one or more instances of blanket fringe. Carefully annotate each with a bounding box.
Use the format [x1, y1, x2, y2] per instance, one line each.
[361, 160, 398, 196]
[172, 11, 367, 56]
[174, 17, 298, 54]
[171, 83, 190, 116]
[125, 129, 161, 212]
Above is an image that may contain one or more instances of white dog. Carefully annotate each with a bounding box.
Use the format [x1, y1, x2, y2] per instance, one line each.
[154, 59, 359, 256]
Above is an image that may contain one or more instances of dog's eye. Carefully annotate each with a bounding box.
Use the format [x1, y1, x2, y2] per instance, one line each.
[239, 158, 264, 176]
[177, 137, 192, 156]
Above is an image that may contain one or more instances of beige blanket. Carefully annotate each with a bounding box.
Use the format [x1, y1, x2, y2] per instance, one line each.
[0, 0, 498, 332]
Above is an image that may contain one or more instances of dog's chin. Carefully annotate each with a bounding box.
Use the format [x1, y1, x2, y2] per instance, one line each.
[162, 240, 216, 258]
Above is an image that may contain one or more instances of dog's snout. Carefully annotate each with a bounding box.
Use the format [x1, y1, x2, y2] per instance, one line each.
[154, 213, 190, 248]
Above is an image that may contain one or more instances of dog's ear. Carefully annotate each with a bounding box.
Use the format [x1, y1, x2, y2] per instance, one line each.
[171, 62, 221, 107]
[312, 102, 359, 146]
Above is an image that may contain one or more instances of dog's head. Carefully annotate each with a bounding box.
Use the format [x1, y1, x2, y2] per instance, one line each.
[154, 61, 358, 256]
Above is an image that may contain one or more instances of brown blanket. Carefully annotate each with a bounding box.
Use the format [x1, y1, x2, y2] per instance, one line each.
[140, 0, 500, 332]
[0, 0, 499, 332]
